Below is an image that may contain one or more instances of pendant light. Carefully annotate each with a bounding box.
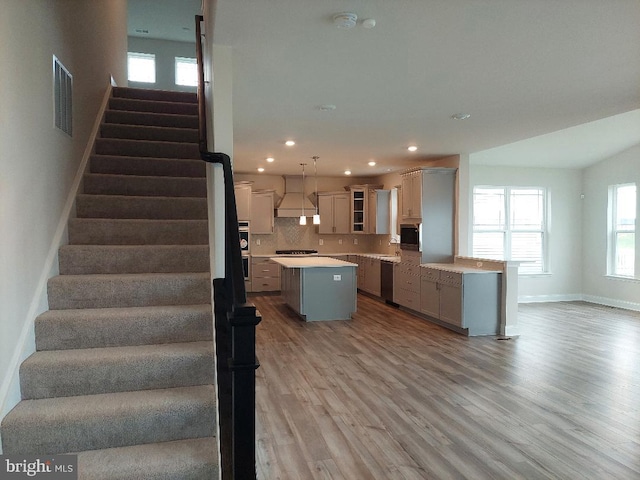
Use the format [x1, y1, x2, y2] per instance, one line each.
[312, 156, 320, 225]
[299, 163, 307, 225]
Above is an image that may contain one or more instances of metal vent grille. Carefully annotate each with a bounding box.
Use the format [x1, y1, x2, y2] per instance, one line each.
[53, 56, 72, 136]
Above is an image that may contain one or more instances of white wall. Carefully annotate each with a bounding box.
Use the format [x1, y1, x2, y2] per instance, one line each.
[128, 36, 197, 92]
[582, 143, 640, 310]
[0, 0, 127, 440]
[468, 165, 584, 301]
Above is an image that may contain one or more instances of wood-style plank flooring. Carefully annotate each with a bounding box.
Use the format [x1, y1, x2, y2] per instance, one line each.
[253, 293, 640, 479]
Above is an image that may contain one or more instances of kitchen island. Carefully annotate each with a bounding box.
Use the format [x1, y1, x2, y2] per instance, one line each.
[271, 257, 357, 321]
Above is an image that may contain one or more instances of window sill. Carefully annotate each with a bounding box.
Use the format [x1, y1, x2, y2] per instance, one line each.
[519, 272, 552, 278]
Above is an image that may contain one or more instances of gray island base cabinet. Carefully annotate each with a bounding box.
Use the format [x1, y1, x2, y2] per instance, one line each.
[271, 257, 357, 321]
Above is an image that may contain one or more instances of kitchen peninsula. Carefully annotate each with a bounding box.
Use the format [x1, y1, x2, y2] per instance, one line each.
[271, 257, 357, 321]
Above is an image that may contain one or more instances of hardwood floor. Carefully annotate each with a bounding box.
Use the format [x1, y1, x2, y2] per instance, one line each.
[253, 293, 640, 479]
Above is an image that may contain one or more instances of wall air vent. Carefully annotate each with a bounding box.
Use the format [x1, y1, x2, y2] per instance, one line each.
[53, 56, 72, 136]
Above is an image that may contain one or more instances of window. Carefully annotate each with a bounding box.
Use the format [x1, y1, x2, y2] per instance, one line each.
[127, 52, 156, 83]
[609, 183, 636, 277]
[175, 56, 197, 86]
[472, 187, 547, 274]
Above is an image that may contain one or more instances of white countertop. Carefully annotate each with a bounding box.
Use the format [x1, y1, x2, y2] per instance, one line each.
[421, 263, 502, 274]
[271, 257, 358, 268]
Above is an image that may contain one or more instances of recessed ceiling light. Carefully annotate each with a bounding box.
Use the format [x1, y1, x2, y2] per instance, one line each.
[368, 161, 376, 166]
[318, 104, 336, 111]
[344, 170, 352, 175]
[285, 140, 295, 146]
[257, 167, 265, 172]
[266, 157, 274, 162]
[451, 113, 471, 120]
[408, 145, 418, 152]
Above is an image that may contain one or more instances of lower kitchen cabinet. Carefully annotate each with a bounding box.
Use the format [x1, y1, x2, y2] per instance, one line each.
[251, 257, 281, 292]
[358, 256, 381, 297]
[393, 262, 420, 311]
[420, 267, 501, 336]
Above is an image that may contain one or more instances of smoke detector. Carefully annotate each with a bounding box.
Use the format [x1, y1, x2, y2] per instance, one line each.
[333, 13, 358, 29]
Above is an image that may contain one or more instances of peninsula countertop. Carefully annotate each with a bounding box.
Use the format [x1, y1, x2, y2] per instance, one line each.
[271, 257, 357, 268]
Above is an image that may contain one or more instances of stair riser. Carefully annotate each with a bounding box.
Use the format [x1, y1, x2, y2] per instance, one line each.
[83, 174, 206, 198]
[112, 87, 197, 104]
[68, 219, 209, 245]
[100, 124, 199, 144]
[20, 343, 214, 399]
[0, 387, 216, 455]
[90, 155, 205, 177]
[59, 245, 210, 275]
[35, 306, 213, 351]
[76, 195, 208, 220]
[104, 109, 199, 129]
[47, 274, 211, 310]
[109, 97, 198, 116]
[95, 138, 200, 160]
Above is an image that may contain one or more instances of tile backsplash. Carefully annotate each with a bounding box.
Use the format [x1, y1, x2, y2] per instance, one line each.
[251, 217, 394, 255]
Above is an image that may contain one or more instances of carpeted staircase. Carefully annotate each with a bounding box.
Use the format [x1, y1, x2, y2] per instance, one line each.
[1, 87, 219, 479]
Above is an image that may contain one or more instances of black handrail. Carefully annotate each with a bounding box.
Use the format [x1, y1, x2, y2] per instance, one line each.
[196, 15, 260, 480]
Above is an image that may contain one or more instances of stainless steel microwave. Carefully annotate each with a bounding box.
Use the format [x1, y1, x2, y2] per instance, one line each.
[400, 224, 421, 251]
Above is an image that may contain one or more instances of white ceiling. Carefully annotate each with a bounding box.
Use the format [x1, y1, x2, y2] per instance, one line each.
[131, 0, 640, 176]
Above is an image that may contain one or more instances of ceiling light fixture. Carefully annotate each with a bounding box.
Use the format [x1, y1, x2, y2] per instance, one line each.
[266, 157, 274, 162]
[451, 113, 471, 120]
[344, 170, 352, 175]
[312, 156, 320, 225]
[257, 167, 265, 172]
[285, 140, 295, 146]
[368, 161, 376, 166]
[333, 12, 358, 29]
[408, 145, 418, 152]
[299, 163, 307, 225]
[318, 104, 336, 112]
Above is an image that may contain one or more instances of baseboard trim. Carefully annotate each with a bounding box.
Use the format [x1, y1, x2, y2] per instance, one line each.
[581, 295, 640, 312]
[0, 82, 113, 438]
[518, 294, 583, 304]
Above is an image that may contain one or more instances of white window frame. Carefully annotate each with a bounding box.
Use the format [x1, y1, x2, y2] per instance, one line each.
[472, 186, 548, 275]
[175, 56, 198, 87]
[127, 52, 156, 84]
[607, 183, 636, 278]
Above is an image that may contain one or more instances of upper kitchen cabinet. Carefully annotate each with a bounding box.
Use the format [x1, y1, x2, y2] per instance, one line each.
[251, 191, 275, 234]
[234, 182, 252, 221]
[401, 171, 422, 220]
[369, 189, 391, 234]
[348, 185, 383, 234]
[318, 192, 350, 234]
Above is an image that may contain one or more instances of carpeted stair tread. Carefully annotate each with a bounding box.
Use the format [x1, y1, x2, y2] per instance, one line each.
[95, 138, 200, 159]
[112, 87, 197, 104]
[90, 154, 205, 177]
[59, 245, 210, 274]
[76, 194, 208, 220]
[0, 385, 216, 455]
[20, 341, 214, 399]
[68, 218, 208, 245]
[83, 173, 206, 198]
[35, 305, 213, 351]
[100, 123, 199, 143]
[76, 437, 218, 480]
[109, 97, 198, 116]
[47, 272, 211, 310]
[104, 109, 198, 129]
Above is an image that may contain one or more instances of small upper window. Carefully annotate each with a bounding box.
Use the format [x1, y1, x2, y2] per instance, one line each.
[128, 52, 156, 83]
[175, 57, 198, 87]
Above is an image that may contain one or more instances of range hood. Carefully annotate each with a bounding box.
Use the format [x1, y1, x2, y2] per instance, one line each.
[275, 176, 317, 218]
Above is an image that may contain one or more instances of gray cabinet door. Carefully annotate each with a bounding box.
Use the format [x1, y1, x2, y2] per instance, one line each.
[420, 277, 439, 318]
[439, 284, 463, 327]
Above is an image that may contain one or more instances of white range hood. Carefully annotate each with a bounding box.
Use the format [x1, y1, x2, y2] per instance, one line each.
[276, 175, 316, 218]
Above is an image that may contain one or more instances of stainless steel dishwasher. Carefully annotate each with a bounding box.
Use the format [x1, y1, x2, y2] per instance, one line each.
[380, 260, 395, 305]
